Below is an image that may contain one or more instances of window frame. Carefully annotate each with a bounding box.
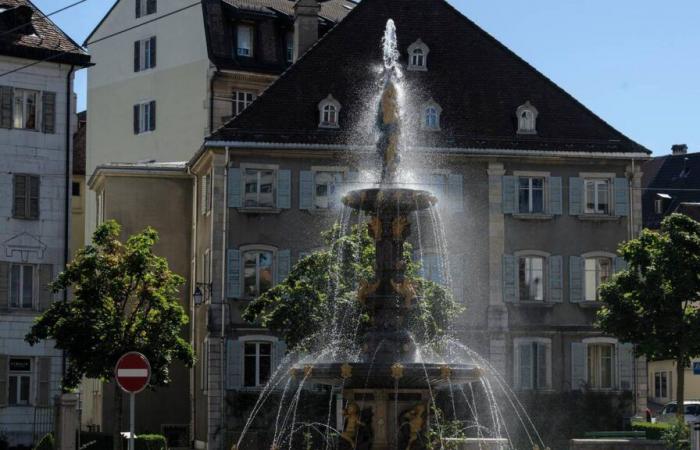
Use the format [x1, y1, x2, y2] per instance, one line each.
[9, 263, 36, 310]
[516, 175, 546, 214]
[136, 0, 156, 18]
[236, 24, 254, 58]
[517, 254, 546, 302]
[243, 341, 273, 388]
[13, 88, 40, 131]
[654, 371, 670, 400]
[311, 166, 348, 210]
[240, 245, 277, 299]
[583, 176, 613, 215]
[516, 101, 538, 135]
[421, 100, 442, 131]
[407, 39, 429, 71]
[8, 357, 33, 406]
[318, 95, 341, 129]
[582, 252, 614, 302]
[586, 341, 617, 391]
[233, 90, 256, 116]
[513, 337, 551, 391]
[240, 164, 278, 209]
[238, 335, 279, 389]
[135, 101, 155, 134]
[13, 173, 40, 220]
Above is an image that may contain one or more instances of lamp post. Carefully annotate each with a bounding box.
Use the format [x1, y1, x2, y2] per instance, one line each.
[193, 283, 211, 306]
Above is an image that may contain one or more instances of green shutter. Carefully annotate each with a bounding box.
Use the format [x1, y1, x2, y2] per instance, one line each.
[0, 86, 13, 129]
[226, 340, 243, 390]
[37, 357, 51, 407]
[429, 174, 446, 201]
[548, 255, 563, 303]
[569, 256, 583, 303]
[276, 170, 291, 209]
[571, 342, 586, 391]
[502, 254, 516, 303]
[0, 262, 8, 310]
[569, 177, 583, 215]
[502, 176, 516, 214]
[448, 174, 464, 213]
[276, 249, 291, 284]
[0, 355, 7, 407]
[41, 92, 56, 134]
[614, 178, 630, 217]
[38, 264, 53, 311]
[548, 177, 562, 215]
[299, 171, 313, 210]
[227, 168, 242, 208]
[226, 249, 241, 298]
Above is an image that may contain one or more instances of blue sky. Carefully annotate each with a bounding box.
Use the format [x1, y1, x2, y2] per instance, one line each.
[34, 0, 700, 155]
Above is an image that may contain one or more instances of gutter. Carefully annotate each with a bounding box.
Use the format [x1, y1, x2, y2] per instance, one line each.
[63, 64, 75, 384]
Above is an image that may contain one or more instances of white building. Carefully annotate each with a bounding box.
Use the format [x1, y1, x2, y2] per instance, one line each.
[0, 1, 90, 446]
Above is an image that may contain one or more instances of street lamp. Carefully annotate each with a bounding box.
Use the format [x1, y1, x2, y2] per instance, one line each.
[193, 287, 204, 306]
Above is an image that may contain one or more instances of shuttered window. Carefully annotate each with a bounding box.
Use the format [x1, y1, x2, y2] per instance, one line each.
[515, 340, 550, 390]
[8, 358, 31, 405]
[133, 101, 156, 134]
[10, 264, 34, 309]
[13, 174, 39, 220]
[243, 342, 271, 387]
[134, 37, 156, 72]
[136, 0, 156, 18]
[0, 87, 55, 132]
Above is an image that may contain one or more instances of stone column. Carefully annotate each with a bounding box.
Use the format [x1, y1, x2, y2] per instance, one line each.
[55, 393, 79, 450]
[487, 162, 508, 376]
[635, 355, 648, 415]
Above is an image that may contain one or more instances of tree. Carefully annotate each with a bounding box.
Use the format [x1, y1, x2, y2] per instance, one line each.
[243, 223, 463, 352]
[25, 221, 194, 450]
[597, 214, 700, 420]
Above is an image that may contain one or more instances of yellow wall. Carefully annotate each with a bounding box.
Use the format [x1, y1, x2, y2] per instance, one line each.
[648, 359, 700, 404]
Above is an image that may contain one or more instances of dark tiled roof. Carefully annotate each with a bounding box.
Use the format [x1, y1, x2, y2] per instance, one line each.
[208, 0, 648, 154]
[72, 111, 86, 175]
[221, 0, 353, 22]
[642, 152, 700, 229]
[0, 0, 90, 66]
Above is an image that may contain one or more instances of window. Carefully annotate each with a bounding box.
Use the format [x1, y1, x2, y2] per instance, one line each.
[286, 31, 294, 62]
[243, 168, 275, 208]
[584, 179, 610, 215]
[236, 24, 254, 57]
[654, 198, 664, 214]
[10, 264, 34, 309]
[13, 88, 39, 130]
[133, 101, 156, 134]
[202, 249, 211, 285]
[243, 250, 273, 297]
[518, 177, 545, 214]
[244, 342, 272, 387]
[588, 343, 616, 390]
[419, 253, 443, 284]
[8, 358, 31, 405]
[407, 39, 429, 71]
[518, 256, 544, 301]
[515, 340, 550, 390]
[584, 257, 612, 301]
[135, 0, 156, 18]
[200, 173, 211, 215]
[318, 95, 341, 128]
[655, 371, 669, 399]
[72, 182, 80, 197]
[314, 171, 344, 209]
[422, 100, 442, 130]
[134, 37, 156, 72]
[13, 174, 39, 220]
[516, 102, 538, 134]
[233, 91, 256, 116]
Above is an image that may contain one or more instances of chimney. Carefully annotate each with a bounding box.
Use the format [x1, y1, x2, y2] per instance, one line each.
[672, 144, 688, 156]
[293, 0, 320, 62]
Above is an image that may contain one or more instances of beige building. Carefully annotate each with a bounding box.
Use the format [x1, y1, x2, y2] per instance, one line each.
[648, 360, 700, 406]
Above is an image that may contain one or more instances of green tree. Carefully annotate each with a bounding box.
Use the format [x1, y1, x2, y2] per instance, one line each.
[243, 224, 463, 352]
[597, 214, 700, 419]
[25, 221, 194, 450]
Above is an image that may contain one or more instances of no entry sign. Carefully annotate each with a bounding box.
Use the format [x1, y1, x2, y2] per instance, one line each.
[115, 352, 151, 394]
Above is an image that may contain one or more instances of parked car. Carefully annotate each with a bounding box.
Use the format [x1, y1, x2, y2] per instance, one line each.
[658, 401, 700, 424]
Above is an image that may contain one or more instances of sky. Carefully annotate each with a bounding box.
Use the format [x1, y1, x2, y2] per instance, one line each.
[33, 0, 700, 155]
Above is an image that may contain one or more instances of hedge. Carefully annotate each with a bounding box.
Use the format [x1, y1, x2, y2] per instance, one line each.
[79, 432, 167, 450]
[631, 421, 672, 440]
[133, 434, 167, 450]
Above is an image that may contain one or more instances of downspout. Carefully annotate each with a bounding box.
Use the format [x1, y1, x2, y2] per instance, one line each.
[187, 165, 198, 449]
[209, 66, 219, 134]
[63, 64, 75, 384]
[220, 147, 230, 450]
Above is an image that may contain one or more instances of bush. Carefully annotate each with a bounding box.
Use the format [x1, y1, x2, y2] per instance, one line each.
[134, 434, 167, 450]
[33, 433, 54, 450]
[662, 420, 689, 450]
[631, 421, 671, 440]
[79, 432, 113, 449]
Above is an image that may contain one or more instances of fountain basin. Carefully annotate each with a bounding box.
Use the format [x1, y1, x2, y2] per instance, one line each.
[342, 188, 437, 214]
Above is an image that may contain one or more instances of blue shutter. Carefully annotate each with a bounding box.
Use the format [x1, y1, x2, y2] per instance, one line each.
[299, 170, 313, 210]
[503, 254, 516, 303]
[569, 256, 583, 303]
[569, 177, 583, 216]
[277, 170, 291, 209]
[614, 256, 627, 274]
[548, 177, 563, 215]
[618, 342, 635, 391]
[571, 342, 586, 391]
[228, 168, 242, 208]
[226, 340, 244, 389]
[450, 254, 465, 303]
[614, 178, 629, 217]
[548, 255, 563, 303]
[448, 174, 464, 213]
[276, 249, 291, 284]
[226, 249, 241, 298]
[430, 174, 447, 201]
[502, 176, 516, 214]
[273, 340, 288, 371]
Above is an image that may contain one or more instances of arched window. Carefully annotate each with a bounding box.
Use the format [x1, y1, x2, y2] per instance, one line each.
[516, 101, 538, 134]
[407, 39, 429, 71]
[421, 99, 442, 130]
[318, 94, 341, 128]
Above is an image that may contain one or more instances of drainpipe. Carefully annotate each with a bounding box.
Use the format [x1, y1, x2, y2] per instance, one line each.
[187, 165, 198, 449]
[209, 66, 219, 134]
[219, 147, 230, 450]
[62, 64, 75, 384]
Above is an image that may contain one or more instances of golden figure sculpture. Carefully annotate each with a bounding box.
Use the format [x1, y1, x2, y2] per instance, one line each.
[404, 403, 426, 450]
[357, 279, 380, 305]
[367, 216, 383, 241]
[392, 215, 409, 240]
[391, 362, 404, 380]
[340, 362, 353, 380]
[341, 402, 365, 446]
[391, 279, 417, 307]
[440, 365, 452, 380]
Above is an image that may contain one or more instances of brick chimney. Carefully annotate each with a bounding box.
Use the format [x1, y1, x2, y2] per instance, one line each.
[672, 144, 688, 156]
[293, 0, 320, 62]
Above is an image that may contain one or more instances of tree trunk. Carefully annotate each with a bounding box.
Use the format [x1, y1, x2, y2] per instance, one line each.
[113, 383, 123, 450]
[677, 359, 685, 422]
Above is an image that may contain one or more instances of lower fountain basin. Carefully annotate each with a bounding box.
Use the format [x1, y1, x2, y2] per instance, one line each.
[342, 188, 437, 214]
[293, 362, 482, 389]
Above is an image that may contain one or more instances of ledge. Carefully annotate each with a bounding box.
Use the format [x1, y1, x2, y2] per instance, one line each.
[512, 213, 554, 221]
[510, 301, 556, 308]
[236, 207, 281, 215]
[577, 214, 621, 222]
[578, 301, 603, 308]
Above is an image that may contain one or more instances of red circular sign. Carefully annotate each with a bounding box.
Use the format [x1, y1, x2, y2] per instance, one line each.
[115, 352, 151, 393]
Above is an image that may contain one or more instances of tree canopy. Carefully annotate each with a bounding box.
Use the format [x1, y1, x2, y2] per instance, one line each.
[243, 223, 463, 352]
[25, 220, 194, 390]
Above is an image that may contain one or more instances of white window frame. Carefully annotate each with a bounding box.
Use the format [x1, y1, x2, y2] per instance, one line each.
[582, 251, 615, 302]
[233, 90, 256, 116]
[137, 37, 155, 71]
[516, 175, 546, 214]
[9, 263, 36, 310]
[136, 101, 155, 134]
[311, 166, 348, 210]
[513, 337, 552, 391]
[241, 164, 278, 209]
[236, 24, 254, 57]
[516, 253, 546, 302]
[200, 171, 212, 215]
[136, 0, 156, 18]
[13, 88, 40, 131]
[240, 245, 277, 299]
[580, 173, 614, 216]
[239, 335, 278, 389]
[582, 337, 619, 391]
[516, 101, 538, 135]
[8, 357, 33, 406]
[318, 95, 341, 129]
[654, 371, 670, 400]
[422, 100, 442, 131]
[407, 39, 429, 71]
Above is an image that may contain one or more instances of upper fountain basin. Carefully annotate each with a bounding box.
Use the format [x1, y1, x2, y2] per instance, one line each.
[342, 188, 437, 214]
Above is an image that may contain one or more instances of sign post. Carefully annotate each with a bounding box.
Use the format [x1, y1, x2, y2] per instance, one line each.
[115, 352, 151, 450]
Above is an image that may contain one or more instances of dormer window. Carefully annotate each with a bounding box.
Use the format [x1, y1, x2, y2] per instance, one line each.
[516, 101, 538, 135]
[318, 95, 341, 129]
[422, 99, 442, 130]
[407, 39, 429, 71]
[236, 24, 254, 57]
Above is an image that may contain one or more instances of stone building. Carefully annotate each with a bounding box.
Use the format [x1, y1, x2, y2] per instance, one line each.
[0, 1, 90, 446]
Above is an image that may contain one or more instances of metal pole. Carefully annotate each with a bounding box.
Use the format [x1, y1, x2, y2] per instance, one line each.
[129, 392, 135, 450]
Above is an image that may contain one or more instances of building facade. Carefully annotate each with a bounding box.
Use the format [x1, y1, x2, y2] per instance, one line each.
[0, 1, 90, 446]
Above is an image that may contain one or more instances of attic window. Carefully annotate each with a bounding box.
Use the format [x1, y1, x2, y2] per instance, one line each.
[407, 39, 429, 71]
[422, 99, 442, 131]
[318, 95, 341, 129]
[516, 101, 538, 135]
